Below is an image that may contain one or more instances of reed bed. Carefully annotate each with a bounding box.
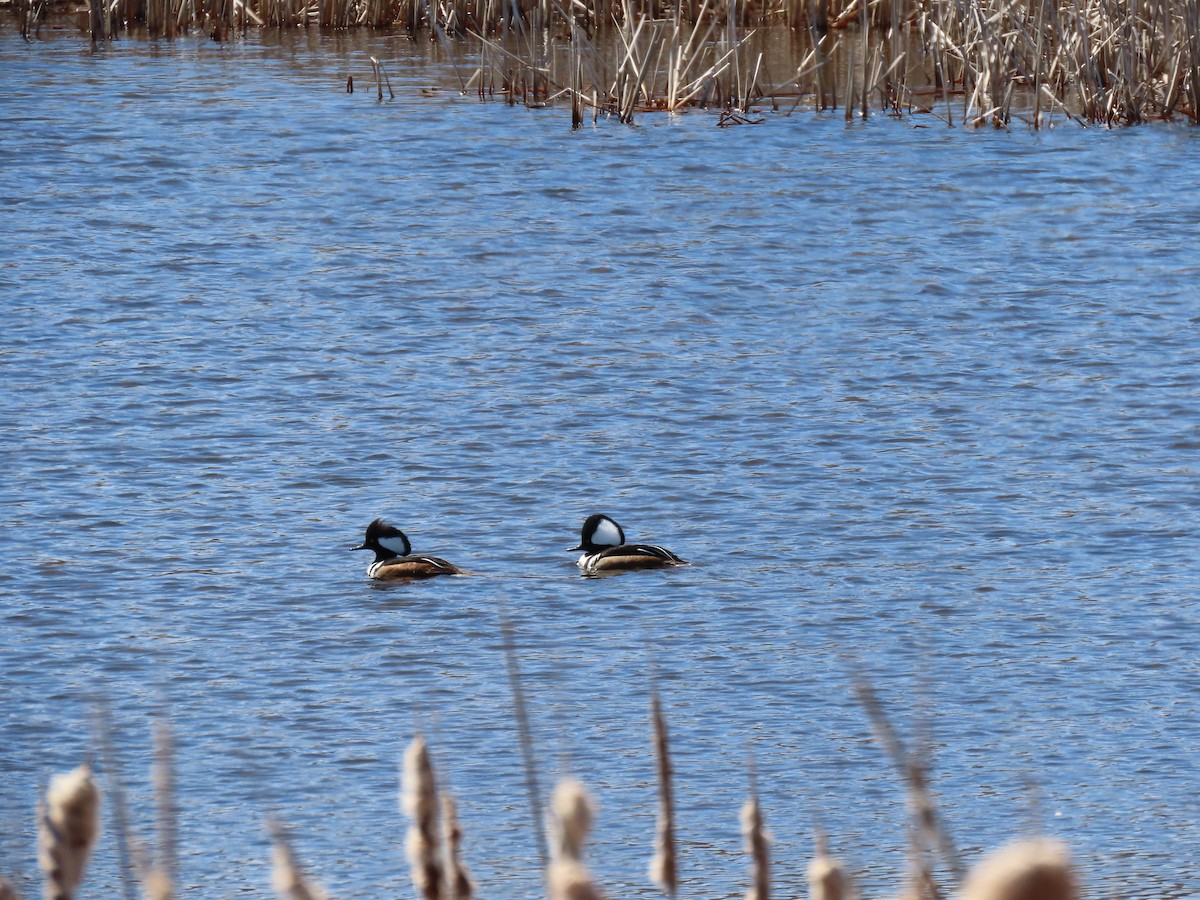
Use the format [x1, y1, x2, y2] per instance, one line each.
[17, 0, 1200, 128]
[5, 694, 1087, 900]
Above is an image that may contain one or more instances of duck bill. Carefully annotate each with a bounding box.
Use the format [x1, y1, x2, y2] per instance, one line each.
[351, 543, 368, 551]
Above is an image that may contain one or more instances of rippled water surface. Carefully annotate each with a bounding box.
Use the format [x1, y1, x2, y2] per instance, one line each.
[2, 27, 1200, 899]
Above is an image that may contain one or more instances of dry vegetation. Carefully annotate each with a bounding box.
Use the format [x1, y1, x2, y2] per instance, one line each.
[11, 0, 1200, 128]
[5, 697, 1086, 900]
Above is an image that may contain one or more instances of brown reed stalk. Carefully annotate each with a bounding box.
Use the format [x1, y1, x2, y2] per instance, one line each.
[402, 735, 444, 900]
[90, 703, 139, 900]
[266, 819, 331, 900]
[648, 691, 677, 897]
[547, 779, 604, 900]
[134, 720, 178, 900]
[500, 617, 548, 870]
[852, 675, 963, 887]
[37, 765, 100, 900]
[960, 840, 1077, 900]
[740, 793, 769, 900]
[441, 793, 474, 900]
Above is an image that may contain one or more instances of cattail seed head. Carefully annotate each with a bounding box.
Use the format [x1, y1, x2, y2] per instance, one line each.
[441, 793, 474, 900]
[741, 797, 770, 900]
[961, 840, 1077, 900]
[808, 852, 853, 900]
[551, 779, 594, 862]
[38, 764, 101, 900]
[548, 779, 603, 900]
[401, 736, 443, 900]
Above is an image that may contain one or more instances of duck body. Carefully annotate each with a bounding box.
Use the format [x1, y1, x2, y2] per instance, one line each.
[571, 514, 685, 574]
[352, 519, 462, 580]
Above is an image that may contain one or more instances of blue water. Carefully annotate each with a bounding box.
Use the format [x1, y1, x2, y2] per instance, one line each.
[2, 27, 1199, 899]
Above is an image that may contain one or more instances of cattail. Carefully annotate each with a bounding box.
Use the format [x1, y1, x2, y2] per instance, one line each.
[267, 819, 331, 900]
[441, 794, 474, 900]
[808, 834, 852, 900]
[648, 691, 677, 896]
[37, 764, 101, 900]
[960, 840, 1077, 900]
[0, 877, 20, 900]
[547, 779, 603, 900]
[741, 796, 769, 900]
[402, 736, 443, 900]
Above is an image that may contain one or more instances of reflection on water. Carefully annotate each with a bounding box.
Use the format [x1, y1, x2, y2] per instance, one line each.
[2, 27, 1200, 900]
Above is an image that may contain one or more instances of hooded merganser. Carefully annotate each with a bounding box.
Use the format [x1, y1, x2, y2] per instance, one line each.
[352, 519, 463, 579]
[570, 514, 686, 574]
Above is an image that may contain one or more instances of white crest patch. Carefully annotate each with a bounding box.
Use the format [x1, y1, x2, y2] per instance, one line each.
[379, 534, 410, 556]
[591, 517, 624, 547]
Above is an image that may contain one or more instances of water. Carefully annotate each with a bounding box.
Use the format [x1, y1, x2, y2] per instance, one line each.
[2, 26, 1200, 899]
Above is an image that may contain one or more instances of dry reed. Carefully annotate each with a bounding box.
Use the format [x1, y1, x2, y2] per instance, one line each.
[41, 0, 1200, 130]
[648, 690, 677, 897]
[501, 616, 548, 870]
[547, 778, 604, 900]
[6, 700, 1101, 900]
[853, 675, 963, 890]
[402, 735, 444, 900]
[36, 765, 100, 900]
[135, 720, 178, 900]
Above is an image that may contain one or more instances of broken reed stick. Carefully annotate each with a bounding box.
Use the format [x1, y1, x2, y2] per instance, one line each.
[402, 735, 444, 900]
[547, 778, 604, 900]
[266, 819, 331, 900]
[37, 765, 101, 900]
[648, 690, 678, 897]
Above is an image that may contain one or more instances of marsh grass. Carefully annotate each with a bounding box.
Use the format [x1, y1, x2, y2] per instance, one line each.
[27, 0, 1200, 129]
[5, 697, 1086, 900]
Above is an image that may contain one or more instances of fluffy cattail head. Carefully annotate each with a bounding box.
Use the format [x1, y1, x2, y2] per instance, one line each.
[547, 778, 603, 900]
[267, 819, 331, 900]
[961, 840, 1077, 900]
[402, 736, 443, 900]
[551, 779, 594, 862]
[548, 858, 604, 900]
[38, 764, 101, 900]
[808, 852, 852, 900]
[0, 876, 20, 900]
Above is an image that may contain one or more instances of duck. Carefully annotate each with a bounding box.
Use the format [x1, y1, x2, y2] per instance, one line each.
[570, 514, 686, 574]
[352, 519, 463, 579]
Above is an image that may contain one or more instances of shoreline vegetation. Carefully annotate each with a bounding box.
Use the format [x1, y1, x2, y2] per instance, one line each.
[6, 676, 1084, 900]
[6, 0, 1200, 128]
